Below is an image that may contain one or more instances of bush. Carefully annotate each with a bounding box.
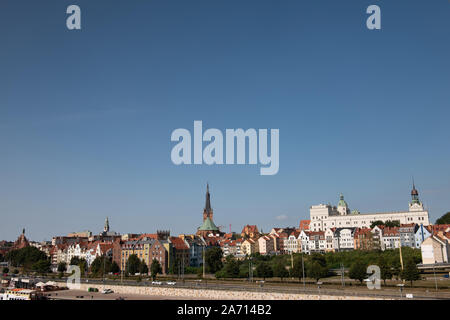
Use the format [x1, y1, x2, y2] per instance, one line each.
[349, 260, 367, 284]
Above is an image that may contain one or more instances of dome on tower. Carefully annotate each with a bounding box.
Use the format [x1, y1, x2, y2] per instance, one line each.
[338, 193, 348, 207]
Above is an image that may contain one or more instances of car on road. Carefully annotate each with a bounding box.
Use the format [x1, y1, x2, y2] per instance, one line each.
[166, 281, 176, 285]
[151, 281, 162, 285]
[101, 289, 114, 294]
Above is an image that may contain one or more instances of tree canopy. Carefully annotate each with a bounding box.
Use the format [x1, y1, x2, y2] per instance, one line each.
[150, 258, 162, 280]
[90, 256, 112, 276]
[6, 246, 48, 269]
[436, 212, 450, 225]
[349, 260, 367, 284]
[306, 253, 329, 282]
[272, 261, 289, 280]
[126, 254, 141, 275]
[402, 259, 421, 287]
[32, 259, 51, 274]
[223, 256, 240, 278]
[255, 261, 273, 280]
[205, 247, 223, 273]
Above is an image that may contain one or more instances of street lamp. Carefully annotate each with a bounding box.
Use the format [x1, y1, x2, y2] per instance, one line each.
[396, 283, 404, 299]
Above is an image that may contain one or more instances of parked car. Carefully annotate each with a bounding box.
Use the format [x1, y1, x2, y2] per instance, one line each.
[166, 281, 176, 285]
[88, 287, 99, 292]
[101, 289, 114, 294]
[151, 281, 162, 285]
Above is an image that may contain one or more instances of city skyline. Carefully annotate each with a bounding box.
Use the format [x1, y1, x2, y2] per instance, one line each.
[1, 0, 449, 241]
[0, 181, 444, 242]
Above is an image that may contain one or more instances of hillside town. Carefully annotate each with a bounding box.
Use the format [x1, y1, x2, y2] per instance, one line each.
[1, 183, 449, 279]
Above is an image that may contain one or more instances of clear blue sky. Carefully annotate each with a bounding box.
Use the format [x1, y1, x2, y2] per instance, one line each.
[1, 0, 449, 241]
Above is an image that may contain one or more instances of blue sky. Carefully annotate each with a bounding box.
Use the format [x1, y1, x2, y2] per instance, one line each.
[1, 0, 449, 241]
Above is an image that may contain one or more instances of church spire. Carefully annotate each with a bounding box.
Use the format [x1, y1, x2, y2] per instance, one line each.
[205, 183, 211, 213]
[203, 183, 213, 221]
[104, 217, 110, 233]
[411, 179, 419, 204]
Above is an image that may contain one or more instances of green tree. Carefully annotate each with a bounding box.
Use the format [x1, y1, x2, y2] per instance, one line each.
[255, 261, 273, 280]
[378, 256, 392, 285]
[291, 256, 305, 281]
[392, 260, 402, 280]
[349, 260, 367, 284]
[57, 262, 67, 273]
[90, 257, 112, 276]
[385, 220, 400, 228]
[436, 212, 450, 225]
[110, 261, 120, 274]
[32, 259, 51, 274]
[272, 261, 289, 281]
[70, 257, 82, 266]
[126, 254, 141, 275]
[6, 246, 48, 269]
[223, 256, 240, 278]
[139, 261, 149, 275]
[150, 258, 162, 280]
[306, 253, 329, 282]
[78, 258, 87, 276]
[401, 259, 421, 287]
[2, 267, 9, 274]
[205, 247, 223, 273]
[370, 220, 385, 229]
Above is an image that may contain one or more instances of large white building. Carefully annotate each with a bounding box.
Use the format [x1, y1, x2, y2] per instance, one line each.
[309, 184, 430, 232]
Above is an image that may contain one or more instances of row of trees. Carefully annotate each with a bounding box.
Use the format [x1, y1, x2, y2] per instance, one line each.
[370, 220, 400, 229]
[347, 257, 420, 287]
[215, 253, 330, 282]
[5, 247, 51, 273]
[211, 248, 422, 287]
[124, 254, 162, 280]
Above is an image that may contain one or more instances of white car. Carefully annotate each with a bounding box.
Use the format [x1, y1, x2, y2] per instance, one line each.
[152, 281, 162, 285]
[166, 281, 176, 285]
[101, 289, 113, 294]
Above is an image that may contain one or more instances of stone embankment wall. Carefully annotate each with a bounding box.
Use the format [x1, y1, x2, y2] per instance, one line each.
[76, 283, 384, 300]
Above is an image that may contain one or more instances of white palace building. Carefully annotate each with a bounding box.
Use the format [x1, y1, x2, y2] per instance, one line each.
[309, 184, 430, 232]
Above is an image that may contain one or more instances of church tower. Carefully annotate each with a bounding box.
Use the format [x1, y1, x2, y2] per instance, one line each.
[203, 183, 213, 222]
[337, 193, 350, 215]
[104, 217, 110, 233]
[409, 181, 424, 211]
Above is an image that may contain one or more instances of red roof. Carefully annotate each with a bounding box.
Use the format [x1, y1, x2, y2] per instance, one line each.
[354, 228, 372, 237]
[299, 220, 311, 231]
[383, 227, 399, 236]
[169, 237, 189, 250]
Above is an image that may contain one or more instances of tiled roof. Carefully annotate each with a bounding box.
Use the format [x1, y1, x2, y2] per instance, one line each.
[299, 220, 311, 231]
[382, 227, 399, 236]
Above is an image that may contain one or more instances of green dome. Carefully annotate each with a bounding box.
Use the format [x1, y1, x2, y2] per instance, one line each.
[338, 194, 348, 207]
[198, 217, 219, 231]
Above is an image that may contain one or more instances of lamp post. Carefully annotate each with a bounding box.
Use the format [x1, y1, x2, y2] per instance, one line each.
[302, 253, 306, 289]
[433, 265, 438, 292]
[397, 283, 404, 299]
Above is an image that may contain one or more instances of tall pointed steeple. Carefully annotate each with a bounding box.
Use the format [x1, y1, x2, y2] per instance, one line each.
[203, 183, 213, 222]
[104, 217, 110, 233]
[411, 179, 420, 204]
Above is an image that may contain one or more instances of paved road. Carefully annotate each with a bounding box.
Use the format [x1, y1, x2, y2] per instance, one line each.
[5, 276, 450, 300]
